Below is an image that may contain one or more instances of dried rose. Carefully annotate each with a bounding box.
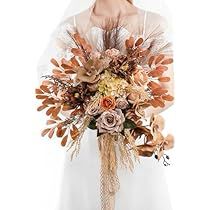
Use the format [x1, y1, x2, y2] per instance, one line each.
[134, 103, 145, 118]
[133, 67, 149, 86]
[86, 100, 101, 116]
[76, 59, 106, 84]
[100, 96, 116, 110]
[116, 98, 129, 110]
[96, 109, 125, 134]
[105, 48, 120, 58]
[128, 87, 150, 104]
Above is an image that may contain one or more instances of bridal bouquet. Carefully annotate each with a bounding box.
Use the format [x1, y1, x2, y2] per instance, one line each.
[35, 32, 174, 209]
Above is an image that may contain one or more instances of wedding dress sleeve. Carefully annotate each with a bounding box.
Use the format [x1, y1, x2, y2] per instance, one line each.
[36, 17, 76, 81]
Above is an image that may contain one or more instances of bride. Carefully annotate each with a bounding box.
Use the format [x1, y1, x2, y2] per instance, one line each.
[37, 0, 174, 209]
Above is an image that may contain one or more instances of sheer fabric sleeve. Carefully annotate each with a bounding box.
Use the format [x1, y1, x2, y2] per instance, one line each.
[36, 17, 76, 81]
[143, 12, 174, 117]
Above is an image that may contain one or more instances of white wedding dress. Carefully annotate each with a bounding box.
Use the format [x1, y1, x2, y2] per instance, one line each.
[37, 6, 173, 210]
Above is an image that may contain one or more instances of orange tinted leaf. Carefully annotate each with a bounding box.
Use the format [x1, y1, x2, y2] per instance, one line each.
[71, 57, 80, 66]
[56, 128, 63, 137]
[46, 107, 55, 116]
[162, 95, 174, 101]
[52, 69, 63, 74]
[148, 56, 155, 67]
[155, 54, 165, 65]
[47, 120, 56, 125]
[158, 77, 171, 82]
[62, 104, 72, 111]
[74, 33, 84, 45]
[149, 99, 159, 108]
[135, 37, 143, 46]
[156, 66, 168, 72]
[52, 106, 61, 118]
[36, 95, 48, 99]
[71, 48, 83, 57]
[56, 127, 67, 138]
[152, 88, 168, 96]
[61, 135, 68, 147]
[70, 125, 79, 140]
[155, 98, 165, 108]
[40, 85, 51, 93]
[84, 44, 92, 52]
[148, 81, 162, 90]
[35, 89, 44, 94]
[41, 128, 51, 137]
[42, 98, 55, 105]
[161, 58, 173, 65]
[51, 58, 59, 67]
[37, 105, 48, 111]
[148, 69, 164, 77]
[125, 37, 134, 48]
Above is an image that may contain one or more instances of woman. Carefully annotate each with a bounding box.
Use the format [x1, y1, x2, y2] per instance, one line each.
[37, 0, 174, 209]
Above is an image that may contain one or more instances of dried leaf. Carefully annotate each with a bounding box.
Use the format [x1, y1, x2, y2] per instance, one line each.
[46, 107, 55, 116]
[36, 95, 48, 99]
[40, 85, 51, 93]
[149, 99, 159, 108]
[37, 105, 48, 111]
[158, 77, 171, 82]
[154, 98, 165, 108]
[56, 127, 67, 138]
[71, 57, 80, 66]
[156, 66, 168, 72]
[48, 128, 55, 139]
[125, 37, 134, 48]
[51, 58, 59, 67]
[70, 125, 79, 140]
[61, 135, 68, 147]
[161, 58, 173, 65]
[52, 106, 61, 118]
[162, 95, 174, 101]
[148, 81, 162, 90]
[35, 89, 44, 94]
[148, 56, 155, 67]
[135, 37, 143, 46]
[52, 69, 63, 74]
[155, 54, 165, 65]
[47, 120, 56, 125]
[152, 88, 168, 96]
[71, 48, 84, 57]
[148, 69, 164, 77]
[41, 128, 51, 137]
[42, 98, 56, 105]
[137, 145, 155, 157]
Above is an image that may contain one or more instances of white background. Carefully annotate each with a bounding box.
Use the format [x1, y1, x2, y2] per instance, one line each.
[0, 0, 209, 210]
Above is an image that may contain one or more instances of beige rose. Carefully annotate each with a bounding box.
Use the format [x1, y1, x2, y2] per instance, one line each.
[86, 99, 101, 116]
[96, 109, 125, 134]
[116, 98, 129, 110]
[134, 103, 145, 118]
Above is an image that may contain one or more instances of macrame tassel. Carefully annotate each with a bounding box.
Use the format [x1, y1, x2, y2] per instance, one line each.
[98, 133, 137, 210]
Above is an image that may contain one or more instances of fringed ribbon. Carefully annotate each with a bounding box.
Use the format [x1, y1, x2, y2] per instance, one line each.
[98, 132, 138, 210]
